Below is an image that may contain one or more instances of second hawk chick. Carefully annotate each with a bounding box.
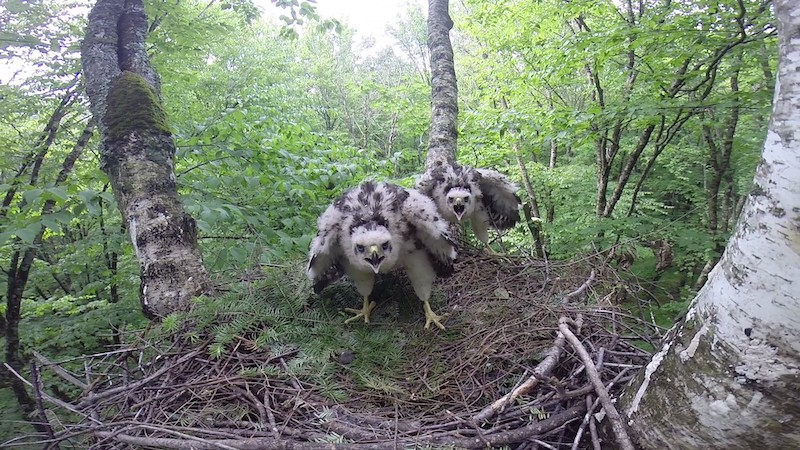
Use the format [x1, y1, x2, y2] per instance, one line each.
[416, 164, 521, 253]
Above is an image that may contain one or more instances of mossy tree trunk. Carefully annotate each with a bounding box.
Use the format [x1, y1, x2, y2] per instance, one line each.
[425, 0, 458, 170]
[81, 0, 209, 318]
[620, 1, 800, 447]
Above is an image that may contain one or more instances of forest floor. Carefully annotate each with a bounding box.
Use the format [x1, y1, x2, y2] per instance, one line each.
[5, 245, 664, 449]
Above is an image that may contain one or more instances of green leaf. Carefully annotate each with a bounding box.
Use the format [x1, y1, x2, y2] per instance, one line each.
[22, 189, 43, 204]
[0, 230, 15, 245]
[78, 190, 102, 216]
[43, 186, 68, 202]
[16, 223, 42, 244]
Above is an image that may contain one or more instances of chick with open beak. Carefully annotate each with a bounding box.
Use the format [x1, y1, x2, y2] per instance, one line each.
[365, 243, 387, 272]
[446, 187, 473, 222]
[308, 180, 456, 330]
[344, 231, 397, 324]
[452, 197, 467, 220]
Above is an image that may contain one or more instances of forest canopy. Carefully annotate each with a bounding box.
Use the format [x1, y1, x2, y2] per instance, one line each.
[0, 0, 777, 442]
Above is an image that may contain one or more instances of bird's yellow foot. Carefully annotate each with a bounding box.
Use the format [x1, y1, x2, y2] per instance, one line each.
[344, 298, 376, 324]
[422, 300, 446, 330]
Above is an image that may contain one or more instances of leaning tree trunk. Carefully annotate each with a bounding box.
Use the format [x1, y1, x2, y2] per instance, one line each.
[81, 0, 208, 318]
[620, 1, 800, 448]
[425, 0, 458, 169]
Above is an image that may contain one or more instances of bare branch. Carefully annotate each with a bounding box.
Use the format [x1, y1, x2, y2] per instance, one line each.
[472, 331, 566, 422]
[559, 318, 635, 450]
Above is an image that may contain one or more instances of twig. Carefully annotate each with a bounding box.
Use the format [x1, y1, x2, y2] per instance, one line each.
[230, 384, 268, 426]
[84, 359, 92, 390]
[77, 348, 203, 407]
[393, 402, 400, 450]
[472, 330, 566, 422]
[589, 410, 602, 450]
[433, 403, 586, 449]
[33, 351, 88, 390]
[48, 347, 138, 365]
[264, 387, 280, 436]
[30, 362, 60, 450]
[571, 394, 596, 450]
[562, 269, 596, 303]
[3, 363, 102, 425]
[559, 318, 635, 450]
[136, 424, 241, 450]
[446, 410, 489, 447]
[532, 439, 558, 450]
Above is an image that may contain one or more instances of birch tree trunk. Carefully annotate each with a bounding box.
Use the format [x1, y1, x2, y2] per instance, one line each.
[621, 1, 800, 447]
[81, 0, 209, 318]
[425, 0, 458, 169]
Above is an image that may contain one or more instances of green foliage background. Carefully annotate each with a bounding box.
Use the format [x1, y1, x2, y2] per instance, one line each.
[0, 0, 775, 440]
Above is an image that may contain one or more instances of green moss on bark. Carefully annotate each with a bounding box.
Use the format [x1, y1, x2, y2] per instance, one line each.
[104, 71, 171, 141]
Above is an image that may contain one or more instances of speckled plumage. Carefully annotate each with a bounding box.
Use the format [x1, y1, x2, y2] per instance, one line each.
[307, 181, 456, 329]
[416, 164, 521, 248]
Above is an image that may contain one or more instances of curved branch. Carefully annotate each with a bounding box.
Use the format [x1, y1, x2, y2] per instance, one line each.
[559, 319, 635, 450]
[472, 331, 566, 422]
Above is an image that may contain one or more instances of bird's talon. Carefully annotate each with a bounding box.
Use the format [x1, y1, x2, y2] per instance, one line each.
[424, 312, 446, 330]
[344, 300, 376, 324]
[422, 300, 446, 330]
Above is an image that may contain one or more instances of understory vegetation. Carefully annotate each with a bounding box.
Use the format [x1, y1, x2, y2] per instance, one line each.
[0, 0, 776, 444]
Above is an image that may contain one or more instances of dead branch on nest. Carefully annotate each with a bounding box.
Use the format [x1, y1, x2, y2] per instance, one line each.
[33, 350, 88, 390]
[472, 330, 566, 422]
[563, 269, 596, 303]
[4, 362, 100, 425]
[93, 430, 392, 450]
[560, 316, 635, 450]
[30, 361, 60, 450]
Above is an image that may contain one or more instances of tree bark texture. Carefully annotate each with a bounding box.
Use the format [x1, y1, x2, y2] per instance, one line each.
[621, 1, 800, 447]
[425, 0, 458, 170]
[82, 0, 208, 318]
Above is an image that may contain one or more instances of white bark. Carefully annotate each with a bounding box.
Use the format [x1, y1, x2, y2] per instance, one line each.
[82, 0, 209, 318]
[622, 1, 800, 448]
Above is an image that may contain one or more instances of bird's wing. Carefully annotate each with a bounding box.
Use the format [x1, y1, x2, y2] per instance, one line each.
[307, 202, 345, 293]
[414, 168, 438, 197]
[401, 188, 457, 277]
[476, 168, 521, 230]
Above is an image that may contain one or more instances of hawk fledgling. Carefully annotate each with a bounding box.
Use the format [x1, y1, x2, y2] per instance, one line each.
[416, 164, 521, 253]
[307, 181, 456, 330]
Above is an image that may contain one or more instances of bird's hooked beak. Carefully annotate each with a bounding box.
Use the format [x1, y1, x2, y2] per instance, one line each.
[366, 245, 384, 273]
[453, 197, 467, 221]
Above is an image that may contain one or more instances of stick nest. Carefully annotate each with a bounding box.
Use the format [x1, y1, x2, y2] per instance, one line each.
[13, 247, 662, 449]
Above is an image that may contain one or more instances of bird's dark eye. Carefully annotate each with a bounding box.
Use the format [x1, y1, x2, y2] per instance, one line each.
[355, 244, 365, 253]
[447, 198, 454, 203]
[381, 242, 391, 251]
